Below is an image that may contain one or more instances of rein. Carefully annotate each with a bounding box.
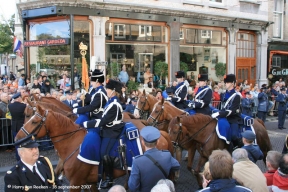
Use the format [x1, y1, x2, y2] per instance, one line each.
[135, 96, 150, 118]
[172, 118, 214, 149]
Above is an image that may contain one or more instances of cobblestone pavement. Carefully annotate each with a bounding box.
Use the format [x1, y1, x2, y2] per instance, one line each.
[0, 118, 287, 192]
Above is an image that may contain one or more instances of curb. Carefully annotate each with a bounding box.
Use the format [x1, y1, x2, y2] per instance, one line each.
[0, 160, 58, 174]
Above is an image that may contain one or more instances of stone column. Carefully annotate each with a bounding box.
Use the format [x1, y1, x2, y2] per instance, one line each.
[167, 22, 181, 82]
[256, 30, 268, 87]
[89, 16, 109, 71]
[226, 27, 239, 74]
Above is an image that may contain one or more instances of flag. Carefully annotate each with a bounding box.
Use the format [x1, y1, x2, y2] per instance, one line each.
[13, 37, 23, 58]
[82, 56, 89, 92]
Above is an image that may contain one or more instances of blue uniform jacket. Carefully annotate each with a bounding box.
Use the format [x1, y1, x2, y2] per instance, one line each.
[242, 144, 263, 163]
[241, 98, 254, 116]
[63, 99, 77, 109]
[199, 179, 252, 192]
[257, 92, 269, 112]
[128, 148, 180, 192]
[78, 86, 96, 107]
[276, 93, 287, 111]
[219, 89, 242, 124]
[77, 86, 108, 119]
[86, 96, 124, 138]
[194, 86, 212, 115]
[124, 104, 135, 114]
[172, 81, 187, 109]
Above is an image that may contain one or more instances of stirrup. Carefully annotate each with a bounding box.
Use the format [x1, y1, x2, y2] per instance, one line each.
[100, 178, 113, 189]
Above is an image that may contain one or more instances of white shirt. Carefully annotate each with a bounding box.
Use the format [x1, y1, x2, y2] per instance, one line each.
[21, 160, 45, 182]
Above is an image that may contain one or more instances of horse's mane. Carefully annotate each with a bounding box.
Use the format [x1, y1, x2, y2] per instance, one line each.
[164, 101, 186, 113]
[41, 97, 71, 111]
[50, 110, 79, 129]
[38, 101, 69, 115]
[171, 114, 212, 126]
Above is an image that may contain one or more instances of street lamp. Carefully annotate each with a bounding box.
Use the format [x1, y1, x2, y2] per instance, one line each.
[9, 53, 16, 74]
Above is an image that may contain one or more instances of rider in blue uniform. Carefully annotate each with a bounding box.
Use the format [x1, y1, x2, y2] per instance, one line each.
[167, 71, 188, 110]
[211, 74, 242, 148]
[188, 74, 212, 115]
[81, 79, 124, 188]
[72, 69, 108, 120]
[276, 87, 287, 130]
[241, 92, 254, 117]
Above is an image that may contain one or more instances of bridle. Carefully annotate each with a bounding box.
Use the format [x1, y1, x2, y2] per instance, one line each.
[21, 110, 49, 137]
[147, 104, 168, 127]
[171, 118, 214, 150]
[135, 96, 150, 117]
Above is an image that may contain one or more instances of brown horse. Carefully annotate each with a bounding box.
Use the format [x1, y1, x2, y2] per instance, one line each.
[15, 104, 175, 192]
[168, 114, 272, 186]
[33, 95, 72, 112]
[134, 90, 158, 119]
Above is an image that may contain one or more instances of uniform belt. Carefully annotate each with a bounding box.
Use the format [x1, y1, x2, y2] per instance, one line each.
[93, 108, 104, 114]
[106, 120, 122, 127]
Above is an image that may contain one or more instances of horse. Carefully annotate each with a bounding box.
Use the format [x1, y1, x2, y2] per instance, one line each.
[134, 90, 158, 119]
[15, 104, 175, 192]
[33, 95, 72, 112]
[168, 114, 272, 186]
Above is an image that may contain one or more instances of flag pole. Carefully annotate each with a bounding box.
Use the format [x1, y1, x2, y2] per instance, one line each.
[79, 42, 89, 107]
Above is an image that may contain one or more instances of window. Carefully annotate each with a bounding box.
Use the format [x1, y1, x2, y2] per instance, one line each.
[201, 30, 212, 38]
[210, 0, 222, 2]
[114, 24, 126, 38]
[273, 0, 283, 39]
[139, 25, 152, 37]
[180, 28, 184, 39]
[236, 33, 255, 58]
[272, 57, 281, 67]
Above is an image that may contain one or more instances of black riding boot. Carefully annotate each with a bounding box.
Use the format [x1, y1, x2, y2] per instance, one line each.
[100, 155, 114, 189]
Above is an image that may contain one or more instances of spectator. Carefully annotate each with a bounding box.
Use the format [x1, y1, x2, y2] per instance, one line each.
[108, 185, 126, 192]
[241, 130, 263, 163]
[257, 85, 270, 122]
[118, 65, 129, 85]
[144, 68, 153, 85]
[60, 74, 69, 90]
[199, 149, 251, 192]
[201, 162, 212, 188]
[128, 126, 180, 192]
[9, 71, 15, 81]
[124, 97, 137, 114]
[151, 184, 171, 192]
[276, 87, 287, 130]
[212, 86, 220, 108]
[156, 179, 175, 192]
[156, 89, 163, 101]
[232, 148, 268, 192]
[147, 77, 154, 88]
[119, 86, 128, 110]
[241, 92, 254, 117]
[41, 80, 54, 95]
[18, 74, 25, 87]
[0, 93, 12, 151]
[31, 79, 41, 89]
[62, 93, 75, 108]
[264, 151, 282, 189]
[26, 78, 32, 91]
[272, 154, 288, 191]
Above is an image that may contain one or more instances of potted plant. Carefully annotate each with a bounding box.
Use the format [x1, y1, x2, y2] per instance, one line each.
[154, 61, 168, 90]
[215, 62, 226, 79]
[180, 61, 188, 74]
[127, 80, 139, 93]
[110, 62, 121, 79]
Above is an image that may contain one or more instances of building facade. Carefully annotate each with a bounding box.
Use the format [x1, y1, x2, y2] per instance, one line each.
[15, 0, 269, 88]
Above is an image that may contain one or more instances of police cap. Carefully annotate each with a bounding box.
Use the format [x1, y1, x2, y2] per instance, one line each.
[140, 126, 160, 143]
[241, 130, 255, 141]
[14, 135, 39, 148]
[12, 92, 21, 99]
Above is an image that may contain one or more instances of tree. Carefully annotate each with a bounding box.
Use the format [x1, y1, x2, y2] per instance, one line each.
[154, 61, 168, 84]
[215, 62, 226, 78]
[0, 15, 14, 54]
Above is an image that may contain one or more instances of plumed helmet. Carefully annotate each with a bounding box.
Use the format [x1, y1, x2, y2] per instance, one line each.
[224, 74, 236, 83]
[91, 69, 104, 83]
[175, 71, 185, 78]
[105, 79, 123, 93]
[198, 74, 208, 81]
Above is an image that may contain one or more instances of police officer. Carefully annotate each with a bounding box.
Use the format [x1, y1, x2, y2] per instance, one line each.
[188, 74, 212, 115]
[128, 126, 180, 192]
[211, 74, 242, 147]
[4, 135, 62, 192]
[241, 130, 263, 163]
[241, 92, 255, 117]
[72, 69, 108, 119]
[257, 84, 270, 122]
[276, 87, 287, 130]
[166, 71, 188, 109]
[79, 79, 125, 188]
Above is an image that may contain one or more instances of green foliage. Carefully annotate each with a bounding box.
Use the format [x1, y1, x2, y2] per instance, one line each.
[154, 61, 168, 80]
[180, 62, 188, 74]
[215, 62, 226, 77]
[127, 81, 139, 93]
[110, 62, 121, 77]
[0, 15, 14, 54]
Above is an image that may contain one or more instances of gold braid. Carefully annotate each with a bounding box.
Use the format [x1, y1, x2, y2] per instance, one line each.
[43, 157, 55, 185]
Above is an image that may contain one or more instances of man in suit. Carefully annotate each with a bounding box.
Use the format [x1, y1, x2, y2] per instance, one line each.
[62, 93, 75, 109]
[4, 135, 62, 192]
[8, 92, 26, 160]
[128, 126, 180, 192]
[276, 87, 287, 130]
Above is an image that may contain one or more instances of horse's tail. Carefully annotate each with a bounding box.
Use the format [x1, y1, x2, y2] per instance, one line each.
[160, 130, 174, 155]
[256, 118, 272, 151]
[256, 118, 265, 127]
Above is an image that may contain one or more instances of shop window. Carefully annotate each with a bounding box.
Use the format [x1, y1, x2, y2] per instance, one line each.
[201, 30, 212, 38]
[273, 0, 283, 39]
[272, 57, 281, 67]
[139, 25, 152, 37]
[186, 29, 221, 44]
[114, 24, 126, 39]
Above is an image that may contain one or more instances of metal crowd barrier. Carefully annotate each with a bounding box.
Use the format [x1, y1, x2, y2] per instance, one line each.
[0, 118, 53, 150]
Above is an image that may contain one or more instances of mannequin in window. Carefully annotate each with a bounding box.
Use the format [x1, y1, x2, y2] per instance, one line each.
[144, 68, 153, 85]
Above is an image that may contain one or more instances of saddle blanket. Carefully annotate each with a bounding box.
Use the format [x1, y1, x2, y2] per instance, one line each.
[77, 122, 143, 169]
[209, 106, 256, 144]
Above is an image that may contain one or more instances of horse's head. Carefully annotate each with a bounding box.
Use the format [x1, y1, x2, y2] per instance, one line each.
[15, 104, 49, 141]
[134, 90, 149, 118]
[24, 99, 37, 123]
[168, 116, 190, 149]
[147, 98, 167, 127]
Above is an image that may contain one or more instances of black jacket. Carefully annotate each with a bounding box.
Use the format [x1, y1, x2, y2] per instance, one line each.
[41, 84, 54, 94]
[8, 101, 26, 132]
[4, 156, 62, 192]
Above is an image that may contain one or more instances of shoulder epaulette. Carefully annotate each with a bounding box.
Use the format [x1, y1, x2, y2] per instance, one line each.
[161, 150, 169, 152]
[6, 165, 18, 174]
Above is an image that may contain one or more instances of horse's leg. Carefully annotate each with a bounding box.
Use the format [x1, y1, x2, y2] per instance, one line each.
[54, 158, 63, 177]
[194, 155, 208, 188]
[187, 144, 196, 172]
[174, 147, 182, 181]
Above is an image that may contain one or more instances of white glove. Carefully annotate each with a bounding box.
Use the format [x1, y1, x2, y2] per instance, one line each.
[73, 103, 78, 108]
[72, 108, 77, 114]
[211, 112, 220, 119]
[81, 89, 87, 95]
[188, 102, 195, 108]
[184, 80, 189, 87]
[83, 121, 88, 128]
[166, 97, 172, 101]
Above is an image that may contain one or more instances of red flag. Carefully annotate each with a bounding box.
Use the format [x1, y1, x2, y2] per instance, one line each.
[82, 57, 89, 92]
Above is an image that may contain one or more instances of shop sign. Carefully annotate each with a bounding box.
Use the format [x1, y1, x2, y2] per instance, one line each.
[24, 38, 70, 47]
[271, 68, 288, 76]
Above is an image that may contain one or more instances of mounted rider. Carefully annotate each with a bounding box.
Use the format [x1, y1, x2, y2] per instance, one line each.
[211, 74, 242, 147]
[72, 69, 108, 119]
[188, 74, 212, 115]
[167, 71, 188, 110]
[78, 79, 125, 189]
